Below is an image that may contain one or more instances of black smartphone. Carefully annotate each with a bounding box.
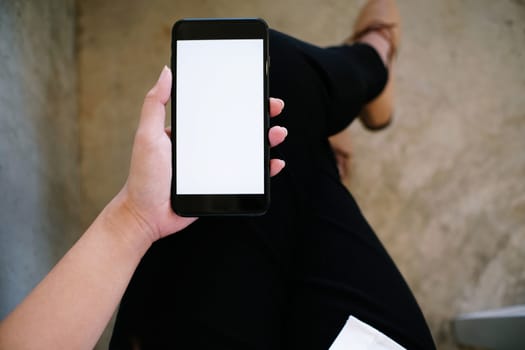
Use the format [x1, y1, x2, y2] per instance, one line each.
[171, 18, 270, 216]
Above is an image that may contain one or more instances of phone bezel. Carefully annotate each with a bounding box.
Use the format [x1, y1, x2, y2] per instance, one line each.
[171, 18, 270, 217]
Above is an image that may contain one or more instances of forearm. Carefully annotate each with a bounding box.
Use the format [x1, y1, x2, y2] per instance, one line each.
[0, 194, 152, 350]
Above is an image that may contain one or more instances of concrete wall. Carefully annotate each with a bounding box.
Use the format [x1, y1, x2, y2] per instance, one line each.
[347, 0, 525, 348]
[0, 0, 79, 320]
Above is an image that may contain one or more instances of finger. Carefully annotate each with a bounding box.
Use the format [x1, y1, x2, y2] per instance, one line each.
[138, 66, 172, 137]
[269, 126, 287, 148]
[270, 159, 286, 177]
[165, 126, 171, 137]
[269, 98, 284, 117]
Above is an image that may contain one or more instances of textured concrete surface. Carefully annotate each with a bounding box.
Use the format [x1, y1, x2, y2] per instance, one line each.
[0, 0, 79, 320]
[347, 1, 525, 348]
[74, 0, 523, 348]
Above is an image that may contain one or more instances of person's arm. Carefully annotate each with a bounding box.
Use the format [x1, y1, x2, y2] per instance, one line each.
[0, 66, 287, 350]
[0, 198, 154, 350]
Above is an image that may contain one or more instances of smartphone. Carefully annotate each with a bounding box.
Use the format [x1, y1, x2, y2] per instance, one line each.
[171, 18, 270, 216]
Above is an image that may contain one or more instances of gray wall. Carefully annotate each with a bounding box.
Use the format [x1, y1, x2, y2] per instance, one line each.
[0, 0, 79, 318]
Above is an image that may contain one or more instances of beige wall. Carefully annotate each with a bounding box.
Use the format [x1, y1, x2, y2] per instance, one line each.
[0, 0, 79, 319]
[348, 1, 525, 347]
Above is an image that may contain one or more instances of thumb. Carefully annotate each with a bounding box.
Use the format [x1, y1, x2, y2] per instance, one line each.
[138, 66, 172, 136]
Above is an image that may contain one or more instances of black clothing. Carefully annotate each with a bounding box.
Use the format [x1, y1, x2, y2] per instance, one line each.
[110, 29, 436, 350]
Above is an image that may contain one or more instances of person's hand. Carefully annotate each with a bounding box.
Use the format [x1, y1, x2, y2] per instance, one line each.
[109, 66, 287, 245]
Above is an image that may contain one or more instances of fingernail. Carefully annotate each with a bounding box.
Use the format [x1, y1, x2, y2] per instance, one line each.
[279, 159, 286, 168]
[158, 65, 170, 83]
[280, 126, 288, 137]
[277, 99, 285, 109]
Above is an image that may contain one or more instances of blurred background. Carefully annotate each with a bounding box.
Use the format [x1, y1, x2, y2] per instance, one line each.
[1, 0, 524, 349]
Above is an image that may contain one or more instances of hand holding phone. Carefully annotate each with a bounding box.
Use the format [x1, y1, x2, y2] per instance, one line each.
[119, 67, 286, 243]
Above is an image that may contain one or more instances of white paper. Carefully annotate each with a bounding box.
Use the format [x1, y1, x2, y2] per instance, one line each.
[329, 316, 406, 350]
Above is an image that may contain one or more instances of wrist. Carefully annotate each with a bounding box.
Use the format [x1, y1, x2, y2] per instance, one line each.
[98, 192, 155, 256]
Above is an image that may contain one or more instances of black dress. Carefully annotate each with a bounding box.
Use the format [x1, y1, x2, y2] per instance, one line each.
[110, 29, 436, 350]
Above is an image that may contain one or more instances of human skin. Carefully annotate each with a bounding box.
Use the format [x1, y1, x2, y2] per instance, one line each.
[0, 66, 287, 350]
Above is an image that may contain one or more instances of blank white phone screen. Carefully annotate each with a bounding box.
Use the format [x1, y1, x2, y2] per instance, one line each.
[176, 39, 264, 195]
